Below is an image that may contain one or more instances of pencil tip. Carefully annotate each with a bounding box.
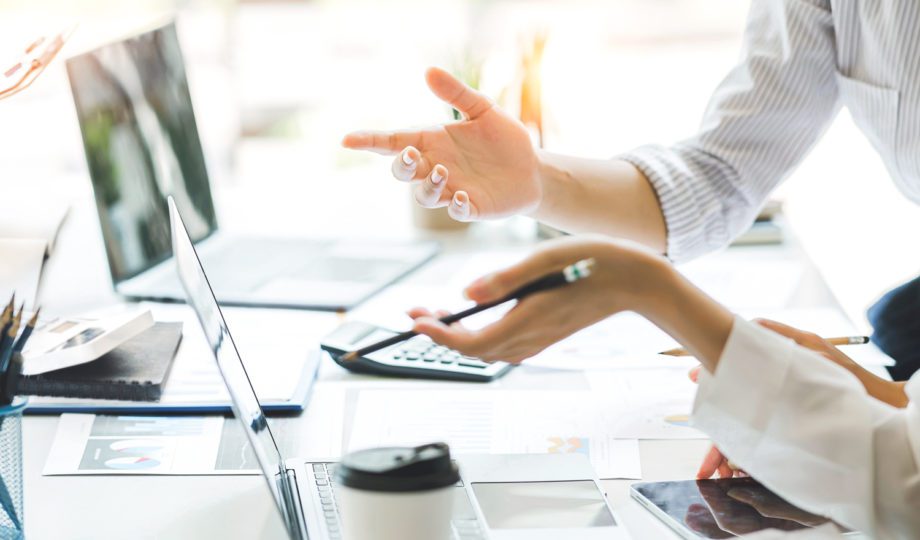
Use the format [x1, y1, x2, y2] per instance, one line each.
[339, 351, 357, 363]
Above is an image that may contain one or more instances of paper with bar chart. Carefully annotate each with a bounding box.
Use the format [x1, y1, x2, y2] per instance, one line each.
[347, 389, 642, 479]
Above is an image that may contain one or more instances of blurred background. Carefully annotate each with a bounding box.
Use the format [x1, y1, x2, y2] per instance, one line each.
[2, 0, 919, 324]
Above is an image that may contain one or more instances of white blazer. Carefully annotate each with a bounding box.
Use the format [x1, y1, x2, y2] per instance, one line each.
[693, 317, 920, 539]
[621, 0, 920, 262]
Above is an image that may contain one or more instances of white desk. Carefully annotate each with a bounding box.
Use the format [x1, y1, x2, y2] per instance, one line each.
[21, 175, 849, 539]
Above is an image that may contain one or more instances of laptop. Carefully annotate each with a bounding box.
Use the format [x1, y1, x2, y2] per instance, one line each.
[67, 22, 438, 311]
[169, 196, 631, 540]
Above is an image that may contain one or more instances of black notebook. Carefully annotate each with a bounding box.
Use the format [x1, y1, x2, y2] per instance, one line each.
[17, 322, 182, 402]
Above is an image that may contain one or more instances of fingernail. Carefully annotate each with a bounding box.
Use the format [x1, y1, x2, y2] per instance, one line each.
[402, 150, 415, 166]
[431, 169, 444, 185]
[453, 194, 465, 207]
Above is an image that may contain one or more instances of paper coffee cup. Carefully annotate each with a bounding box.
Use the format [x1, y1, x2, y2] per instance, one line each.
[335, 442, 459, 540]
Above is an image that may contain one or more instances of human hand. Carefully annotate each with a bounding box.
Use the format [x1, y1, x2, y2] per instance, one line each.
[342, 67, 541, 222]
[406, 235, 670, 363]
[696, 444, 744, 480]
[690, 316, 908, 479]
[695, 479, 807, 536]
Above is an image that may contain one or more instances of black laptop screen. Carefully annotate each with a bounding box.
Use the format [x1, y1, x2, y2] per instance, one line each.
[68, 22, 218, 283]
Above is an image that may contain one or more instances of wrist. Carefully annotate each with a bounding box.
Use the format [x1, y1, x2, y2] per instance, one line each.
[633, 258, 734, 371]
[629, 254, 681, 318]
[531, 150, 568, 222]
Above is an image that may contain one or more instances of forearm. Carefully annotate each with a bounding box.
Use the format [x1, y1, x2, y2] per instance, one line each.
[631, 258, 735, 368]
[532, 151, 667, 254]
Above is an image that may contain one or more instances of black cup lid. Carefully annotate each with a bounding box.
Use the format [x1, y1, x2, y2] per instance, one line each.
[335, 442, 459, 492]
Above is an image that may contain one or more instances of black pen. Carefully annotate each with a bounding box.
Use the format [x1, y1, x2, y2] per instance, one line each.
[338, 258, 596, 362]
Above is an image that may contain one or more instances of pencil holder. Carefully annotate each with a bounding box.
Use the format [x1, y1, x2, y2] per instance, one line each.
[0, 396, 26, 540]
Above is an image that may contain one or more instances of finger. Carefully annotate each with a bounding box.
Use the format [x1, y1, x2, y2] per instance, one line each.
[391, 147, 431, 182]
[447, 190, 478, 222]
[407, 307, 435, 319]
[414, 164, 448, 208]
[696, 445, 724, 479]
[688, 365, 702, 383]
[754, 319, 827, 350]
[425, 66, 494, 120]
[412, 316, 481, 355]
[717, 461, 735, 479]
[342, 130, 423, 155]
[413, 316, 508, 358]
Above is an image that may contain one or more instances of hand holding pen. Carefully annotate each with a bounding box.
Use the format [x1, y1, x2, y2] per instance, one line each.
[401, 236, 671, 364]
[339, 258, 596, 362]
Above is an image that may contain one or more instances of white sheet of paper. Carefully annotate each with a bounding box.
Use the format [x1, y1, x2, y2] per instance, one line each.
[348, 389, 643, 479]
[0, 238, 45, 307]
[588, 369, 708, 440]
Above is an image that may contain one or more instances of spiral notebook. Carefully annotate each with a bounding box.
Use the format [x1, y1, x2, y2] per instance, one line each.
[17, 323, 181, 402]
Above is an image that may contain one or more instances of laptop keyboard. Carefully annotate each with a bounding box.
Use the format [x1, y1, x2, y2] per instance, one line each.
[311, 463, 342, 539]
[309, 462, 487, 540]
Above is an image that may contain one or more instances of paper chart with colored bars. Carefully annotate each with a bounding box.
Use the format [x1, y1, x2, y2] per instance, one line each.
[347, 389, 642, 479]
[43, 414, 298, 475]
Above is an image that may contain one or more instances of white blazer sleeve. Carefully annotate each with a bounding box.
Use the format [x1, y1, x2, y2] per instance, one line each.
[692, 317, 920, 539]
[619, 0, 841, 262]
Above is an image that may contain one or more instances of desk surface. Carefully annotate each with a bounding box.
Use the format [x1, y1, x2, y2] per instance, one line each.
[21, 175, 847, 540]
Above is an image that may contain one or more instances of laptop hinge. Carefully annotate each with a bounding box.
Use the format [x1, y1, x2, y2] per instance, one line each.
[276, 467, 308, 540]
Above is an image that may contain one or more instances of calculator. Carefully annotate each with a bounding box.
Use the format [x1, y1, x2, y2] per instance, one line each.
[320, 321, 513, 382]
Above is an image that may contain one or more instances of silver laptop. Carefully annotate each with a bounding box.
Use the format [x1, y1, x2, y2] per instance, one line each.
[68, 22, 438, 311]
[169, 196, 630, 540]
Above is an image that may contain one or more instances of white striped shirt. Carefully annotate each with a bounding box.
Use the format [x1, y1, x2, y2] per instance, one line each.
[620, 0, 920, 262]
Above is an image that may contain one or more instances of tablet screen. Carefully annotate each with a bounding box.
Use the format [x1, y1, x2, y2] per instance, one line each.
[472, 480, 616, 529]
[632, 478, 842, 538]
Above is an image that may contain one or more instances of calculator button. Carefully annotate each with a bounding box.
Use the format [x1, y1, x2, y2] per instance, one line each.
[459, 362, 486, 369]
[440, 358, 455, 365]
[423, 356, 437, 362]
[404, 352, 421, 360]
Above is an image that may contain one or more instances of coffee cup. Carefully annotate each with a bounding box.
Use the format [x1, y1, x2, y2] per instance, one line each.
[334, 442, 459, 540]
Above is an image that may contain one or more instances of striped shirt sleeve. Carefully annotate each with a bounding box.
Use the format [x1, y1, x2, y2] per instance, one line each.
[620, 0, 842, 262]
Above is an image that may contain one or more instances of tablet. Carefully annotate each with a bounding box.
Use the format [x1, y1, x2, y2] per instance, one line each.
[631, 478, 851, 539]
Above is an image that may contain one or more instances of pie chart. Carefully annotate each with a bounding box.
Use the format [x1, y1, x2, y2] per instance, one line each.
[104, 439, 164, 470]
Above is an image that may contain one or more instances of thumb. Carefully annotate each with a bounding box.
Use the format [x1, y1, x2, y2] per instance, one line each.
[425, 66, 493, 120]
[463, 240, 591, 303]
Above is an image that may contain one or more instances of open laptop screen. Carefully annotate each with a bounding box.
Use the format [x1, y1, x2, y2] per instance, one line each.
[168, 196, 291, 531]
[68, 22, 218, 283]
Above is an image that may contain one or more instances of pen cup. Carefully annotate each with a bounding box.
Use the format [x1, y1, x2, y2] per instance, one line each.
[0, 396, 27, 540]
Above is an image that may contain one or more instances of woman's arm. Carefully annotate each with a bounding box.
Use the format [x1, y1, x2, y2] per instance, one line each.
[409, 236, 920, 536]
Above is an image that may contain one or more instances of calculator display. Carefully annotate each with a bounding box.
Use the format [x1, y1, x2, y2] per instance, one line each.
[352, 329, 400, 349]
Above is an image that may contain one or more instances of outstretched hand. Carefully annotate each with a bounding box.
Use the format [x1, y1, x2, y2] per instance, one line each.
[342, 67, 542, 222]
